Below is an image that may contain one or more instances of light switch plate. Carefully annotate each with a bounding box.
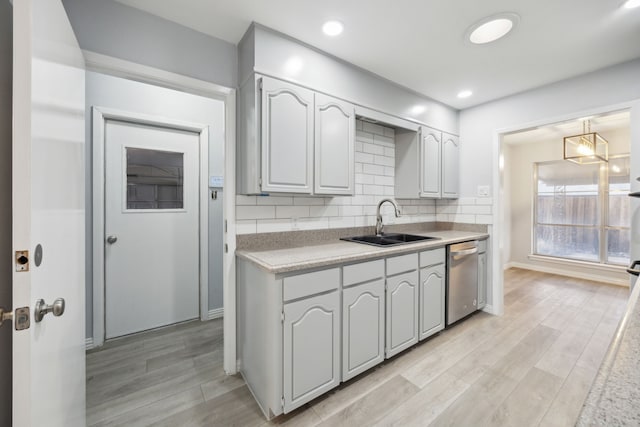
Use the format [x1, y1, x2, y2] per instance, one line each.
[477, 185, 490, 197]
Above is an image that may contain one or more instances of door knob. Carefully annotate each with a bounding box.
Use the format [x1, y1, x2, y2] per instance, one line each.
[34, 298, 65, 323]
[0, 306, 12, 328]
[106, 235, 118, 244]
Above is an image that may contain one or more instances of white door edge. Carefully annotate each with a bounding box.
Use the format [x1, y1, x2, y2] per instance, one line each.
[86, 51, 238, 374]
[92, 107, 209, 346]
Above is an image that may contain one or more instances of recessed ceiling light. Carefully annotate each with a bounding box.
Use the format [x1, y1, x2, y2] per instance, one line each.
[457, 90, 473, 99]
[467, 13, 519, 44]
[322, 20, 344, 36]
[624, 0, 640, 8]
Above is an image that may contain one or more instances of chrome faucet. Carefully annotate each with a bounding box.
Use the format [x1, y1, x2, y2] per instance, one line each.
[375, 198, 401, 235]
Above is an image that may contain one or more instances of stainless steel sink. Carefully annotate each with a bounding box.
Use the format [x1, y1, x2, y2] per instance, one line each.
[341, 233, 440, 247]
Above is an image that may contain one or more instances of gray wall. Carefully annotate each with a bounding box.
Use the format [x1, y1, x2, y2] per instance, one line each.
[0, 1, 11, 424]
[85, 71, 225, 339]
[62, 0, 237, 88]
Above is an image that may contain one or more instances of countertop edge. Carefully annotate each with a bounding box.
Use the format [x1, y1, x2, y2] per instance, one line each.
[577, 277, 639, 425]
[236, 232, 489, 274]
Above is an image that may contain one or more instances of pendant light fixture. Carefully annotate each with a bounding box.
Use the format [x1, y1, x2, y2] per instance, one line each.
[563, 119, 608, 164]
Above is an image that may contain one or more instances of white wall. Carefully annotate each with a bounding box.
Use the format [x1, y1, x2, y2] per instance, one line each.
[506, 128, 630, 285]
[85, 72, 226, 338]
[459, 58, 640, 311]
[0, 1, 11, 424]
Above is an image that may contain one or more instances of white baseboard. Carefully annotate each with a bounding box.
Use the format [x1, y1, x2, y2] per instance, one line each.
[85, 337, 94, 350]
[506, 261, 629, 287]
[208, 308, 224, 320]
[482, 304, 496, 315]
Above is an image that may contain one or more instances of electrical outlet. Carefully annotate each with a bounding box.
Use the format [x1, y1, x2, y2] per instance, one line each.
[477, 186, 490, 197]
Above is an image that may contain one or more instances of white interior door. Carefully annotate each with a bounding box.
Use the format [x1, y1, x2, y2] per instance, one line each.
[12, 0, 86, 425]
[104, 120, 200, 339]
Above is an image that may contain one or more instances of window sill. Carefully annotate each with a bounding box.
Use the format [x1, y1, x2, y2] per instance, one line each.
[527, 254, 627, 273]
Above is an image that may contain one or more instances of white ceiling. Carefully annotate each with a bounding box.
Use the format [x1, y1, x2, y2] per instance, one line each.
[503, 110, 630, 145]
[115, 0, 640, 109]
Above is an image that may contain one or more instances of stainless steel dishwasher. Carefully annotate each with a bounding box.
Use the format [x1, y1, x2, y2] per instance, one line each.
[446, 241, 479, 326]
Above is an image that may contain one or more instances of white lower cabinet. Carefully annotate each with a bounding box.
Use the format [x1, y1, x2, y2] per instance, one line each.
[419, 264, 445, 340]
[283, 290, 340, 412]
[342, 279, 385, 381]
[386, 269, 419, 358]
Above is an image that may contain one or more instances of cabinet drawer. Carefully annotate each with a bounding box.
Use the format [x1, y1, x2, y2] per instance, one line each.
[343, 259, 384, 287]
[386, 253, 418, 276]
[283, 268, 340, 302]
[478, 239, 488, 253]
[419, 248, 445, 268]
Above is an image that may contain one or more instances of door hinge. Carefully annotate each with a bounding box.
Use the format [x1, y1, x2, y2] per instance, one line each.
[259, 79, 263, 90]
[258, 177, 262, 186]
[224, 220, 228, 233]
[15, 250, 29, 272]
[224, 244, 229, 253]
[281, 311, 285, 323]
[281, 396, 285, 408]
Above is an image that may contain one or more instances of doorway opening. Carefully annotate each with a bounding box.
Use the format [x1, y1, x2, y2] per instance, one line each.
[500, 109, 632, 286]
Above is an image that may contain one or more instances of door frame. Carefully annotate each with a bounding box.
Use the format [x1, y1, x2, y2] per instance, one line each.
[93, 107, 209, 343]
[86, 51, 238, 375]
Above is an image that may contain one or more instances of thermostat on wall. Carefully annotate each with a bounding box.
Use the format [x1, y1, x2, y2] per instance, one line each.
[209, 176, 224, 188]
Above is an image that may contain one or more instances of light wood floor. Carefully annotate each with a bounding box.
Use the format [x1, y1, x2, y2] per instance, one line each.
[86, 268, 629, 426]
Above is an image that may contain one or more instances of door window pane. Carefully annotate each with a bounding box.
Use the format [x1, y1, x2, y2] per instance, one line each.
[126, 148, 184, 210]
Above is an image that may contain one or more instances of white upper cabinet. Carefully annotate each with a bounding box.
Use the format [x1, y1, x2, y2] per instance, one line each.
[442, 132, 460, 198]
[261, 78, 314, 194]
[238, 76, 355, 195]
[420, 127, 442, 198]
[394, 125, 459, 200]
[314, 93, 355, 195]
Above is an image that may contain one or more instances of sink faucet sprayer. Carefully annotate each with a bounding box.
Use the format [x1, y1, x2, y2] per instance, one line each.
[375, 198, 401, 235]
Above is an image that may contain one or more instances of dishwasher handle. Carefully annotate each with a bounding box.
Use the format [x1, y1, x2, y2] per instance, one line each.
[450, 247, 478, 257]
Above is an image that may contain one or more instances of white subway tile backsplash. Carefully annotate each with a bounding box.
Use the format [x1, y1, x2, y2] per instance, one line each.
[236, 220, 257, 234]
[237, 205, 275, 220]
[363, 164, 385, 175]
[236, 120, 493, 235]
[362, 121, 385, 136]
[309, 205, 339, 217]
[339, 205, 364, 216]
[276, 205, 310, 219]
[293, 197, 326, 206]
[355, 173, 375, 185]
[355, 152, 374, 164]
[256, 196, 294, 205]
[236, 195, 257, 206]
[256, 219, 293, 233]
[373, 134, 394, 147]
[374, 155, 394, 167]
[362, 142, 384, 155]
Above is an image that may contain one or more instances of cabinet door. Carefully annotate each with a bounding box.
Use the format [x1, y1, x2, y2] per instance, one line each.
[283, 291, 340, 413]
[478, 252, 487, 309]
[342, 279, 385, 381]
[314, 93, 355, 195]
[386, 270, 419, 358]
[261, 77, 314, 194]
[419, 264, 445, 340]
[442, 133, 459, 198]
[420, 126, 442, 198]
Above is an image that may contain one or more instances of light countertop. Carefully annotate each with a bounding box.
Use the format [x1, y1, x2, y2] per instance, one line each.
[578, 276, 640, 425]
[236, 230, 488, 274]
